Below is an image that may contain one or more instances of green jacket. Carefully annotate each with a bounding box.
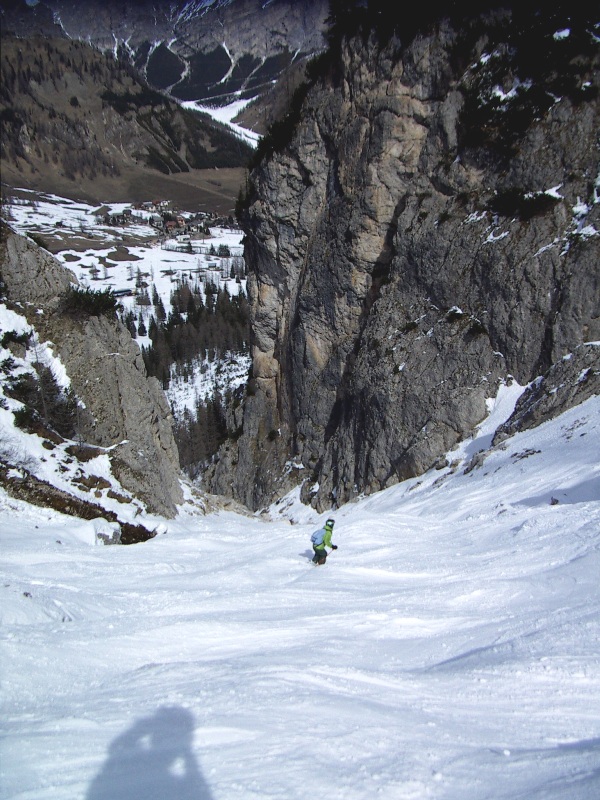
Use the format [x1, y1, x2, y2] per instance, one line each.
[315, 524, 334, 550]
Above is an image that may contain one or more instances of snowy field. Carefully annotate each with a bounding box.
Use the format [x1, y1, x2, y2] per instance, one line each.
[4, 190, 245, 320]
[1, 381, 599, 799]
[3, 191, 251, 411]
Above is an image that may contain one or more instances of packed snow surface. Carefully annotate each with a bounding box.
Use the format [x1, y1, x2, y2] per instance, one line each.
[2, 388, 599, 799]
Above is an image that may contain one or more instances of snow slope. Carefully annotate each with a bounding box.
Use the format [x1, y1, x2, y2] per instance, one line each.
[182, 98, 261, 146]
[1, 386, 599, 799]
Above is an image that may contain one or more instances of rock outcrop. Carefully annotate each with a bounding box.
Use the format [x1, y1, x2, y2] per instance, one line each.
[1, 228, 183, 517]
[2, 228, 76, 310]
[494, 343, 600, 444]
[207, 8, 599, 511]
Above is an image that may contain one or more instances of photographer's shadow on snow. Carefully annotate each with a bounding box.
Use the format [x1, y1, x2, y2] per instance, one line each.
[86, 705, 213, 800]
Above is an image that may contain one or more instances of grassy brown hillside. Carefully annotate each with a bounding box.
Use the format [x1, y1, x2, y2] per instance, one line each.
[0, 35, 253, 212]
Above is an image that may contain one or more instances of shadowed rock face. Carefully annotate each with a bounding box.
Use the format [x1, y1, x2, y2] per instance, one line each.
[207, 12, 600, 512]
[2, 229, 183, 517]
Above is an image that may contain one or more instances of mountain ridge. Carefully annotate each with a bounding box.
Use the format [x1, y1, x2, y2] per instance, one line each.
[1, 0, 329, 118]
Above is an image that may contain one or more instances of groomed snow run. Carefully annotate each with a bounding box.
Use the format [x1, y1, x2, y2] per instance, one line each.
[1, 396, 599, 799]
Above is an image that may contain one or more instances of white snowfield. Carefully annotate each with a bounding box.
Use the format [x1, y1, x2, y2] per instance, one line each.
[1, 391, 599, 799]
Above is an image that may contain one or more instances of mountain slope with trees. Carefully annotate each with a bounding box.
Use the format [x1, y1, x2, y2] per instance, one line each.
[1, 0, 330, 138]
[0, 34, 253, 209]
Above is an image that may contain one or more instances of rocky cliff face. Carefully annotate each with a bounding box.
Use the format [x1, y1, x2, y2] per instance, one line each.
[1, 229, 183, 517]
[208, 9, 600, 511]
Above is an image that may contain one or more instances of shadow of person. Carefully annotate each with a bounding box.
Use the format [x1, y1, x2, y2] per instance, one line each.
[86, 705, 213, 800]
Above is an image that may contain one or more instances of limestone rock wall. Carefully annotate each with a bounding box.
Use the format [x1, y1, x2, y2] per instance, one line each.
[208, 13, 599, 512]
[2, 231, 77, 310]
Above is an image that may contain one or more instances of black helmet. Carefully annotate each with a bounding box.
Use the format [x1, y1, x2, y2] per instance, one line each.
[326, 518, 335, 527]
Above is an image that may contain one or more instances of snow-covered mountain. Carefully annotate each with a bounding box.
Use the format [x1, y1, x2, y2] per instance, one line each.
[1, 196, 598, 800]
[1, 0, 329, 113]
[1, 369, 599, 798]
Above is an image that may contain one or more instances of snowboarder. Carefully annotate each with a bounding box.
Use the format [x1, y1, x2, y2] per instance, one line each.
[311, 518, 337, 565]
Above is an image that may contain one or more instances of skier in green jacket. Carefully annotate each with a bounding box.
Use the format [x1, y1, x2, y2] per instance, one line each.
[311, 518, 337, 565]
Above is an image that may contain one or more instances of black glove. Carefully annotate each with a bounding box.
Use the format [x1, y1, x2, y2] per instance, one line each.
[331, 545, 338, 550]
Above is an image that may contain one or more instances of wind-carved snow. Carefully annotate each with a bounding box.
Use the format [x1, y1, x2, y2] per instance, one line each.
[26, 336, 72, 391]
